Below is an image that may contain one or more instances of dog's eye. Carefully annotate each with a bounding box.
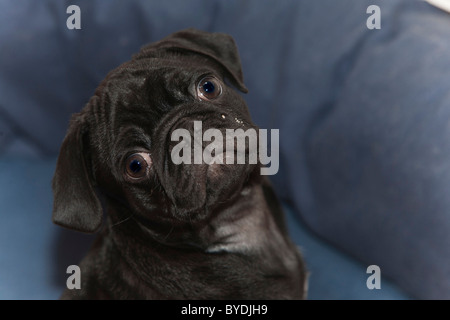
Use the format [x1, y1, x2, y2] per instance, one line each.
[125, 153, 151, 180]
[197, 76, 222, 100]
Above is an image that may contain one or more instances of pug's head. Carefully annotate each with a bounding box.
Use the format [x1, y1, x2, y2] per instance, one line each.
[52, 29, 261, 234]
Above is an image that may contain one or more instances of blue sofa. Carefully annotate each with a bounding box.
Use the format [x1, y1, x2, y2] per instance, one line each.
[1, 0, 449, 299]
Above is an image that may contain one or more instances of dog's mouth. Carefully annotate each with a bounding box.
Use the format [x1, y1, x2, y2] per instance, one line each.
[152, 106, 260, 221]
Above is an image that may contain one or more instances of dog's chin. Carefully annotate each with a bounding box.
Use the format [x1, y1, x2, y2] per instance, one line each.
[159, 159, 257, 222]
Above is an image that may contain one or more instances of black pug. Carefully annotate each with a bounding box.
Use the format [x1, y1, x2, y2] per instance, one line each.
[52, 28, 307, 299]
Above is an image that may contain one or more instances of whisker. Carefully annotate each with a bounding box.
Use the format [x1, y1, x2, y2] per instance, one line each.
[162, 225, 175, 242]
[111, 214, 135, 228]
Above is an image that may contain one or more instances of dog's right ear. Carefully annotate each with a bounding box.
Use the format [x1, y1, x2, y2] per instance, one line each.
[52, 112, 102, 233]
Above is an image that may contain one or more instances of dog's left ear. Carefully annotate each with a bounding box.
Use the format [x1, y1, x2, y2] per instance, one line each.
[137, 28, 248, 93]
[52, 111, 103, 233]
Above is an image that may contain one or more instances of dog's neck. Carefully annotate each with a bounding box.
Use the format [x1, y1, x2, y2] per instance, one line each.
[104, 182, 298, 263]
[99, 183, 301, 298]
[202, 185, 289, 254]
[104, 184, 284, 251]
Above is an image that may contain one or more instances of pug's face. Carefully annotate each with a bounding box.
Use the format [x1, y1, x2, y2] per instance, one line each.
[52, 29, 260, 234]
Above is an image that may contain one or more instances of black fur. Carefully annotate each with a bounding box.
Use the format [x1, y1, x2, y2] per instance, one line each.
[52, 28, 307, 299]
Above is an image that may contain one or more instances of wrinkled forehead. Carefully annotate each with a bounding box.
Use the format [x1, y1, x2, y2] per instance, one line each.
[99, 54, 223, 110]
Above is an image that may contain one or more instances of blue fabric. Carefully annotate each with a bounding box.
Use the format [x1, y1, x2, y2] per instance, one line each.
[0, 158, 409, 299]
[285, 206, 409, 300]
[1, 0, 449, 299]
[0, 0, 218, 157]
[0, 158, 93, 299]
